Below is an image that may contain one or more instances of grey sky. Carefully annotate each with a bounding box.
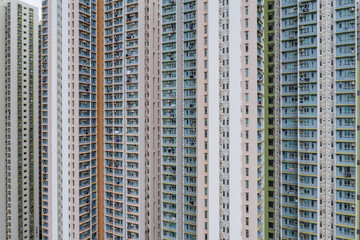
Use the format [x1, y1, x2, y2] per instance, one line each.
[20, 0, 42, 20]
[21, 0, 41, 10]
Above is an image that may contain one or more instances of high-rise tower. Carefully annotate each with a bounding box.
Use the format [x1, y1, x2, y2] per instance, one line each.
[278, 0, 359, 239]
[40, 0, 162, 239]
[0, 0, 40, 239]
[101, 0, 161, 239]
[160, 0, 209, 239]
[209, 0, 266, 239]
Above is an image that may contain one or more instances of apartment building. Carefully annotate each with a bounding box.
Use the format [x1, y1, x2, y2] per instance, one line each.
[38, 1, 360, 240]
[208, 0, 242, 239]
[160, 0, 209, 239]
[101, 0, 161, 239]
[209, 0, 266, 239]
[41, 0, 161, 239]
[278, 0, 359, 239]
[0, 0, 40, 239]
[264, 0, 281, 239]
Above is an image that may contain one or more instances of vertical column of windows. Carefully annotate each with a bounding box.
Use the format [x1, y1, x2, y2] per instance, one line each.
[297, 1, 319, 239]
[280, 0, 299, 238]
[40, 0, 50, 238]
[183, 0, 197, 239]
[161, 0, 177, 239]
[103, 0, 125, 238]
[4, 4, 12, 238]
[219, 0, 230, 238]
[264, 0, 276, 239]
[124, 0, 140, 239]
[77, 0, 97, 239]
[334, 1, 357, 239]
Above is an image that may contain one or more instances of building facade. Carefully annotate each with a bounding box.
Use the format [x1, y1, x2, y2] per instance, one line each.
[101, 0, 161, 239]
[160, 0, 209, 239]
[264, 0, 282, 239]
[41, 0, 162, 239]
[209, 0, 266, 239]
[279, 0, 359, 239]
[0, 0, 40, 239]
[37, 1, 360, 240]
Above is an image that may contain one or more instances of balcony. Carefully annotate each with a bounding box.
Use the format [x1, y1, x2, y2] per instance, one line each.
[336, 106, 355, 116]
[299, 175, 317, 187]
[336, 190, 355, 202]
[184, 2, 196, 12]
[336, 0, 355, 8]
[336, 166, 355, 178]
[282, 107, 298, 118]
[282, 174, 297, 184]
[336, 69, 355, 80]
[281, 7, 297, 18]
[299, 211, 317, 222]
[299, 187, 317, 199]
[162, 5, 176, 15]
[336, 226, 355, 239]
[336, 154, 355, 166]
[299, 222, 317, 234]
[281, 0, 297, 7]
[299, 37, 317, 48]
[282, 206, 297, 218]
[336, 178, 356, 190]
[336, 202, 355, 215]
[299, 12, 317, 25]
[299, 199, 317, 211]
[163, 15, 176, 24]
[336, 9, 355, 21]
